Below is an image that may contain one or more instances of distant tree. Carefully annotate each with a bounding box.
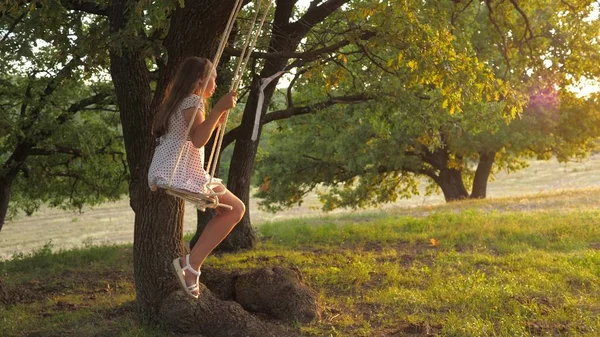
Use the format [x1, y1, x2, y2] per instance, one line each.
[254, 0, 600, 209]
[0, 5, 126, 231]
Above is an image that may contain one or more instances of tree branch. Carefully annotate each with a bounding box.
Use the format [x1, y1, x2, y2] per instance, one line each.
[302, 154, 349, 174]
[355, 43, 398, 76]
[274, 0, 298, 28]
[33, 89, 113, 141]
[290, 0, 348, 37]
[20, 56, 82, 139]
[507, 0, 535, 42]
[19, 80, 33, 126]
[67, 91, 114, 112]
[485, 1, 511, 76]
[1, 10, 27, 43]
[29, 145, 124, 157]
[223, 31, 375, 61]
[559, 0, 577, 11]
[60, 0, 110, 16]
[29, 146, 83, 156]
[222, 127, 241, 150]
[222, 93, 372, 149]
[264, 93, 373, 123]
[286, 68, 308, 107]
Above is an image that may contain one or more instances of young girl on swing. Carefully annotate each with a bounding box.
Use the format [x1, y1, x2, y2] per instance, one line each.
[148, 56, 245, 298]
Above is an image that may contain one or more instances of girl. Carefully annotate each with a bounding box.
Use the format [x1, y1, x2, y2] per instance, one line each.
[148, 56, 245, 298]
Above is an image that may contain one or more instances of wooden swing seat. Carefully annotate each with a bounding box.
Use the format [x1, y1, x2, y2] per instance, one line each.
[162, 184, 232, 212]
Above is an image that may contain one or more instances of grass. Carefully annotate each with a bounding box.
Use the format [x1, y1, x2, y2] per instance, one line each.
[2, 196, 600, 336]
[4, 153, 600, 260]
[0, 243, 150, 336]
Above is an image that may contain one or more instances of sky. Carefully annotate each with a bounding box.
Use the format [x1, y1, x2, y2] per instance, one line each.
[297, 0, 312, 9]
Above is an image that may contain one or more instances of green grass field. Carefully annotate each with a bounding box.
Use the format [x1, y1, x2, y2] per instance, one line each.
[3, 154, 600, 260]
[1, 191, 599, 336]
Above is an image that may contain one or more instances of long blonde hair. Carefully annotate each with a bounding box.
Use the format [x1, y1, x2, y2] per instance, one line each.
[152, 57, 213, 137]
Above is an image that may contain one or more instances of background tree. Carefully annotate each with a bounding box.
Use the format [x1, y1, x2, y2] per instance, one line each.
[205, 0, 373, 250]
[254, 0, 600, 209]
[0, 4, 126, 231]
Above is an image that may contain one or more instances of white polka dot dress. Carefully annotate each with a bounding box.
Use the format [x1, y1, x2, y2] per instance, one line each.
[148, 94, 217, 194]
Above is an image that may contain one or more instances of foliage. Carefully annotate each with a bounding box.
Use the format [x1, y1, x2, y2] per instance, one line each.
[0, 2, 128, 220]
[255, 0, 600, 210]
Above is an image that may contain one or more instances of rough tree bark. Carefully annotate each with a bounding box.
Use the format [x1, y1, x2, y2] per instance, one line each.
[421, 144, 470, 202]
[109, 0, 170, 322]
[435, 167, 470, 201]
[470, 151, 496, 199]
[422, 148, 497, 201]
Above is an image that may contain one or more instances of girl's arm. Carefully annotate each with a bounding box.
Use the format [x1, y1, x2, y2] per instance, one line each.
[183, 91, 237, 148]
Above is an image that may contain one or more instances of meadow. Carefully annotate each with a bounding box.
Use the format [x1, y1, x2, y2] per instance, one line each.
[2, 154, 600, 260]
[1, 156, 600, 336]
[1, 198, 600, 335]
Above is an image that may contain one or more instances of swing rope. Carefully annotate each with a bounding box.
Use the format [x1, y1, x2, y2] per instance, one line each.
[207, 0, 274, 179]
[206, 0, 264, 176]
[164, 0, 273, 211]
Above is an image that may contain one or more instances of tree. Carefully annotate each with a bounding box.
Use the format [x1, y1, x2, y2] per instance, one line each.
[203, 0, 377, 250]
[254, 0, 600, 209]
[0, 4, 126, 231]
[3, 1, 331, 333]
[190, 0, 388, 251]
[1, 0, 340, 334]
[109, 0, 326, 333]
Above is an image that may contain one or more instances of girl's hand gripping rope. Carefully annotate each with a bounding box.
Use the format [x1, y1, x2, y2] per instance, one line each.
[214, 90, 237, 113]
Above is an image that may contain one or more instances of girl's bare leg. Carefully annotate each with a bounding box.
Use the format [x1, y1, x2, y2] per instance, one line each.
[180, 186, 245, 295]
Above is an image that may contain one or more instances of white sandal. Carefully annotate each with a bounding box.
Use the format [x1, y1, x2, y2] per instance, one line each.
[171, 255, 201, 299]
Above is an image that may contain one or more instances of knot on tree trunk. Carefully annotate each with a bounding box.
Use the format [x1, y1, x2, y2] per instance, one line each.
[201, 266, 240, 300]
[159, 266, 320, 336]
[234, 266, 320, 323]
[159, 283, 282, 337]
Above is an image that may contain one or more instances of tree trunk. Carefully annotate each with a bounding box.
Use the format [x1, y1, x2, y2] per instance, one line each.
[421, 143, 469, 202]
[223, 58, 289, 249]
[109, 1, 174, 321]
[0, 142, 33, 232]
[435, 167, 469, 202]
[219, 2, 325, 250]
[221, 76, 264, 250]
[108, 0, 236, 323]
[470, 151, 496, 199]
[0, 176, 14, 232]
[108, 2, 312, 334]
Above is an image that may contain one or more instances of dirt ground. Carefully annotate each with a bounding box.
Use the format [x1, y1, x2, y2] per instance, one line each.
[1, 154, 600, 260]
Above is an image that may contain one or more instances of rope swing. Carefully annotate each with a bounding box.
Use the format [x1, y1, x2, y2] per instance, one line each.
[164, 0, 274, 211]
